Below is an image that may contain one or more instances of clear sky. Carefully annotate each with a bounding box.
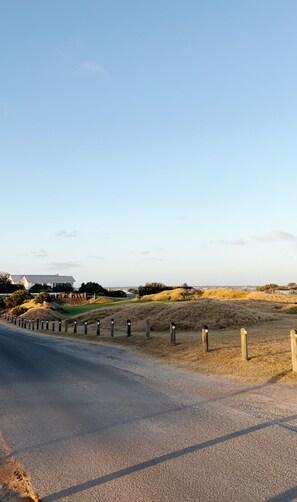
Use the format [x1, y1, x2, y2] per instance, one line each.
[1, 1, 297, 288]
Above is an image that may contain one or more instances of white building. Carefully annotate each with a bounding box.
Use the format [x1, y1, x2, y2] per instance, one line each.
[9, 274, 75, 290]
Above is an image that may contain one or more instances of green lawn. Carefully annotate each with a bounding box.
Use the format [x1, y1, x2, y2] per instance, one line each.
[62, 300, 137, 316]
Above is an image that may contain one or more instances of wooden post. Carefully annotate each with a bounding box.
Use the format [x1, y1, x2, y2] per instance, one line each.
[126, 319, 131, 337]
[41, 320, 44, 330]
[145, 320, 150, 340]
[96, 320, 100, 336]
[65, 320, 68, 333]
[36, 319, 39, 330]
[170, 322, 176, 345]
[201, 325, 209, 353]
[58, 320, 61, 332]
[111, 319, 114, 337]
[73, 320, 77, 334]
[241, 328, 248, 361]
[84, 321, 88, 335]
[46, 320, 49, 330]
[290, 330, 297, 372]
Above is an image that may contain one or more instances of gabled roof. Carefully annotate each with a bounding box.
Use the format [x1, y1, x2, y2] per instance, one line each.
[24, 275, 75, 284]
[12, 275, 75, 284]
[10, 275, 24, 283]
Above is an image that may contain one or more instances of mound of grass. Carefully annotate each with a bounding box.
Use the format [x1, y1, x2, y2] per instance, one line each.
[201, 288, 249, 300]
[140, 288, 202, 302]
[66, 299, 278, 332]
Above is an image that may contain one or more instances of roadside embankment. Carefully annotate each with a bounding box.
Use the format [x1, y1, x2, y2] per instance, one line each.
[0, 433, 39, 502]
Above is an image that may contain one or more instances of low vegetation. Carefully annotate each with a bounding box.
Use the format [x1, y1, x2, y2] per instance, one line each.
[3, 286, 297, 385]
[4, 290, 31, 309]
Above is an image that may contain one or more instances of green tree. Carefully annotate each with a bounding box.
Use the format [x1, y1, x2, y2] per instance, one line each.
[29, 283, 52, 293]
[79, 282, 106, 295]
[52, 283, 74, 293]
[0, 272, 25, 293]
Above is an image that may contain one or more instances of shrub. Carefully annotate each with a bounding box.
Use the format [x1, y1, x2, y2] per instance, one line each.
[34, 292, 51, 304]
[4, 290, 31, 309]
[11, 306, 28, 316]
[0, 297, 6, 308]
[138, 282, 171, 297]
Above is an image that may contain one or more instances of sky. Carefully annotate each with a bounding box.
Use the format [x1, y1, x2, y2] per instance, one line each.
[1, 1, 297, 288]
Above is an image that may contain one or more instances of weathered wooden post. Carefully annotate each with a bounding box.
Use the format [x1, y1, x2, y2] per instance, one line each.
[241, 328, 248, 361]
[126, 319, 132, 337]
[18, 318, 21, 327]
[32, 320, 35, 331]
[41, 320, 44, 330]
[110, 319, 114, 337]
[52, 320, 55, 331]
[171, 322, 176, 345]
[290, 330, 297, 372]
[14, 316, 17, 325]
[24, 319, 27, 329]
[201, 325, 209, 353]
[21, 318, 24, 328]
[36, 319, 39, 330]
[145, 320, 150, 340]
[58, 320, 61, 332]
[73, 320, 77, 334]
[65, 320, 69, 333]
[96, 320, 101, 336]
[84, 320, 88, 335]
[46, 320, 49, 330]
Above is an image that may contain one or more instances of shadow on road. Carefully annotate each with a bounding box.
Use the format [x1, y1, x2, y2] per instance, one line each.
[41, 413, 297, 502]
[264, 485, 297, 502]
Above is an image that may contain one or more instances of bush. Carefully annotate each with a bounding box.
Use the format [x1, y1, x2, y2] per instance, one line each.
[107, 289, 127, 298]
[52, 283, 73, 293]
[138, 282, 171, 297]
[29, 283, 52, 293]
[0, 297, 6, 309]
[11, 306, 28, 316]
[34, 292, 51, 304]
[256, 284, 279, 292]
[4, 290, 31, 309]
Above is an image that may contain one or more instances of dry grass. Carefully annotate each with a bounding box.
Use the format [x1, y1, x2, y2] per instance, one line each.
[70, 299, 278, 331]
[50, 315, 296, 385]
[20, 307, 62, 321]
[0, 434, 39, 502]
[8, 289, 297, 385]
[140, 288, 202, 302]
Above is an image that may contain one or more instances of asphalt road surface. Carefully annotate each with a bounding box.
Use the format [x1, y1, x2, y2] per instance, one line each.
[0, 322, 297, 502]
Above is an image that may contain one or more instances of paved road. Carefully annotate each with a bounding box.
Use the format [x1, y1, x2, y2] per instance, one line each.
[0, 322, 297, 502]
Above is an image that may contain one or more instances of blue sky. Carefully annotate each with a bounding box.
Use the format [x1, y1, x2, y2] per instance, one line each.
[1, 1, 297, 287]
